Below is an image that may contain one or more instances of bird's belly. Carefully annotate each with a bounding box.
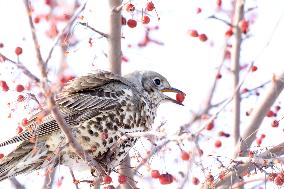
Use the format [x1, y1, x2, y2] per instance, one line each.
[61, 152, 90, 171]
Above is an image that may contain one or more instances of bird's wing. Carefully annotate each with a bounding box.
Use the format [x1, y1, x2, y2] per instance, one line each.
[0, 71, 138, 147]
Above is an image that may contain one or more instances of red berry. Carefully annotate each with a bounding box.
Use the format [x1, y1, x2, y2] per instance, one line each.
[146, 2, 155, 11]
[151, 170, 160, 178]
[159, 173, 173, 185]
[218, 131, 225, 137]
[176, 93, 185, 103]
[269, 173, 277, 181]
[22, 118, 29, 126]
[216, 0, 222, 7]
[225, 28, 233, 37]
[127, 19, 137, 28]
[118, 175, 127, 184]
[142, 15, 150, 24]
[196, 7, 202, 14]
[0, 153, 3, 159]
[17, 95, 25, 102]
[206, 174, 214, 183]
[214, 140, 222, 148]
[241, 88, 249, 94]
[266, 110, 275, 117]
[251, 65, 258, 72]
[216, 72, 222, 79]
[16, 84, 25, 92]
[206, 122, 214, 130]
[103, 175, 112, 184]
[239, 19, 249, 33]
[126, 3, 135, 12]
[192, 177, 200, 185]
[271, 120, 279, 128]
[256, 138, 262, 145]
[121, 16, 126, 25]
[260, 134, 266, 139]
[15, 47, 23, 56]
[34, 16, 40, 23]
[224, 50, 231, 59]
[274, 175, 284, 186]
[218, 131, 230, 137]
[181, 151, 190, 160]
[60, 75, 75, 84]
[0, 43, 4, 48]
[0, 80, 9, 91]
[199, 34, 208, 42]
[16, 126, 23, 134]
[188, 30, 199, 37]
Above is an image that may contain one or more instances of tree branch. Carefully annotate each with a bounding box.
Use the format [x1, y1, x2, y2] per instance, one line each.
[237, 72, 284, 156]
[79, 22, 109, 38]
[9, 177, 25, 189]
[45, 1, 87, 66]
[0, 53, 40, 83]
[42, 168, 56, 189]
[69, 168, 80, 189]
[108, 0, 122, 75]
[231, 0, 244, 145]
[215, 71, 284, 188]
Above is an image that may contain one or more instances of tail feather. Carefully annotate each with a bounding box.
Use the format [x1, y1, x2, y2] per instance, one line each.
[0, 140, 57, 181]
[0, 131, 34, 147]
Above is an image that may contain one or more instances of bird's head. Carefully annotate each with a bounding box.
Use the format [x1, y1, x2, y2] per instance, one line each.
[125, 71, 185, 106]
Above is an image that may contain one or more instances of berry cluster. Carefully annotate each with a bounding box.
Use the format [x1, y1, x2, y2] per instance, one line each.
[122, 2, 156, 29]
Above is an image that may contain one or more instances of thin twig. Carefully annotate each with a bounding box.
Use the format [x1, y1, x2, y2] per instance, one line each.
[42, 167, 56, 189]
[0, 53, 40, 83]
[9, 177, 25, 189]
[69, 168, 80, 189]
[45, 1, 88, 66]
[79, 22, 109, 38]
[208, 15, 234, 27]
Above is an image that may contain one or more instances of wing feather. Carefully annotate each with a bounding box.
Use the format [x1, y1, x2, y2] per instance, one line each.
[0, 71, 136, 147]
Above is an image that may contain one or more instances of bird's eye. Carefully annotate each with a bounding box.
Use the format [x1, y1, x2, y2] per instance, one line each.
[153, 78, 161, 86]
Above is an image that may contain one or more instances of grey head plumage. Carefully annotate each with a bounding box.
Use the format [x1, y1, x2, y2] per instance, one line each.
[124, 70, 185, 106]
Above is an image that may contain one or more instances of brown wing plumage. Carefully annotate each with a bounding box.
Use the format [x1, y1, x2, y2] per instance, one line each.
[0, 71, 135, 147]
[0, 71, 140, 181]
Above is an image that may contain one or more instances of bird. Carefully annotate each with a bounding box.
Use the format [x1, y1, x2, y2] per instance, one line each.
[0, 70, 185, 181]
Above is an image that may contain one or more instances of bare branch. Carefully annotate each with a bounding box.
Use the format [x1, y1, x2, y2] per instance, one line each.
[108, 0, 122, 75]
[215, 71, 284, 188]
[23, 0, 46, 78]
[9, 178, 25, 189]
[0, 53, 40, 83]
[237, 72, 284, 156]
[208, 15, 234, 27]
[79, 22, 109, 38]
[45, 1, 87, 66]
[42, 168, 56, 189]
[69, 168, 80, 189]
[231, 0, 244, 145]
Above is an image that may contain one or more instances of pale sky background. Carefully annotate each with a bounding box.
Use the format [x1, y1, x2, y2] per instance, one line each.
[0, 0, 284, 188]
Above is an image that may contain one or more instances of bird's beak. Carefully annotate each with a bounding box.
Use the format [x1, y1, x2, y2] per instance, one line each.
[160, 87, 186, 106]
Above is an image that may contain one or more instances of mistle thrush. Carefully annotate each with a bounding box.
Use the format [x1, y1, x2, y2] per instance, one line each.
[0, 70, 184, 181]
